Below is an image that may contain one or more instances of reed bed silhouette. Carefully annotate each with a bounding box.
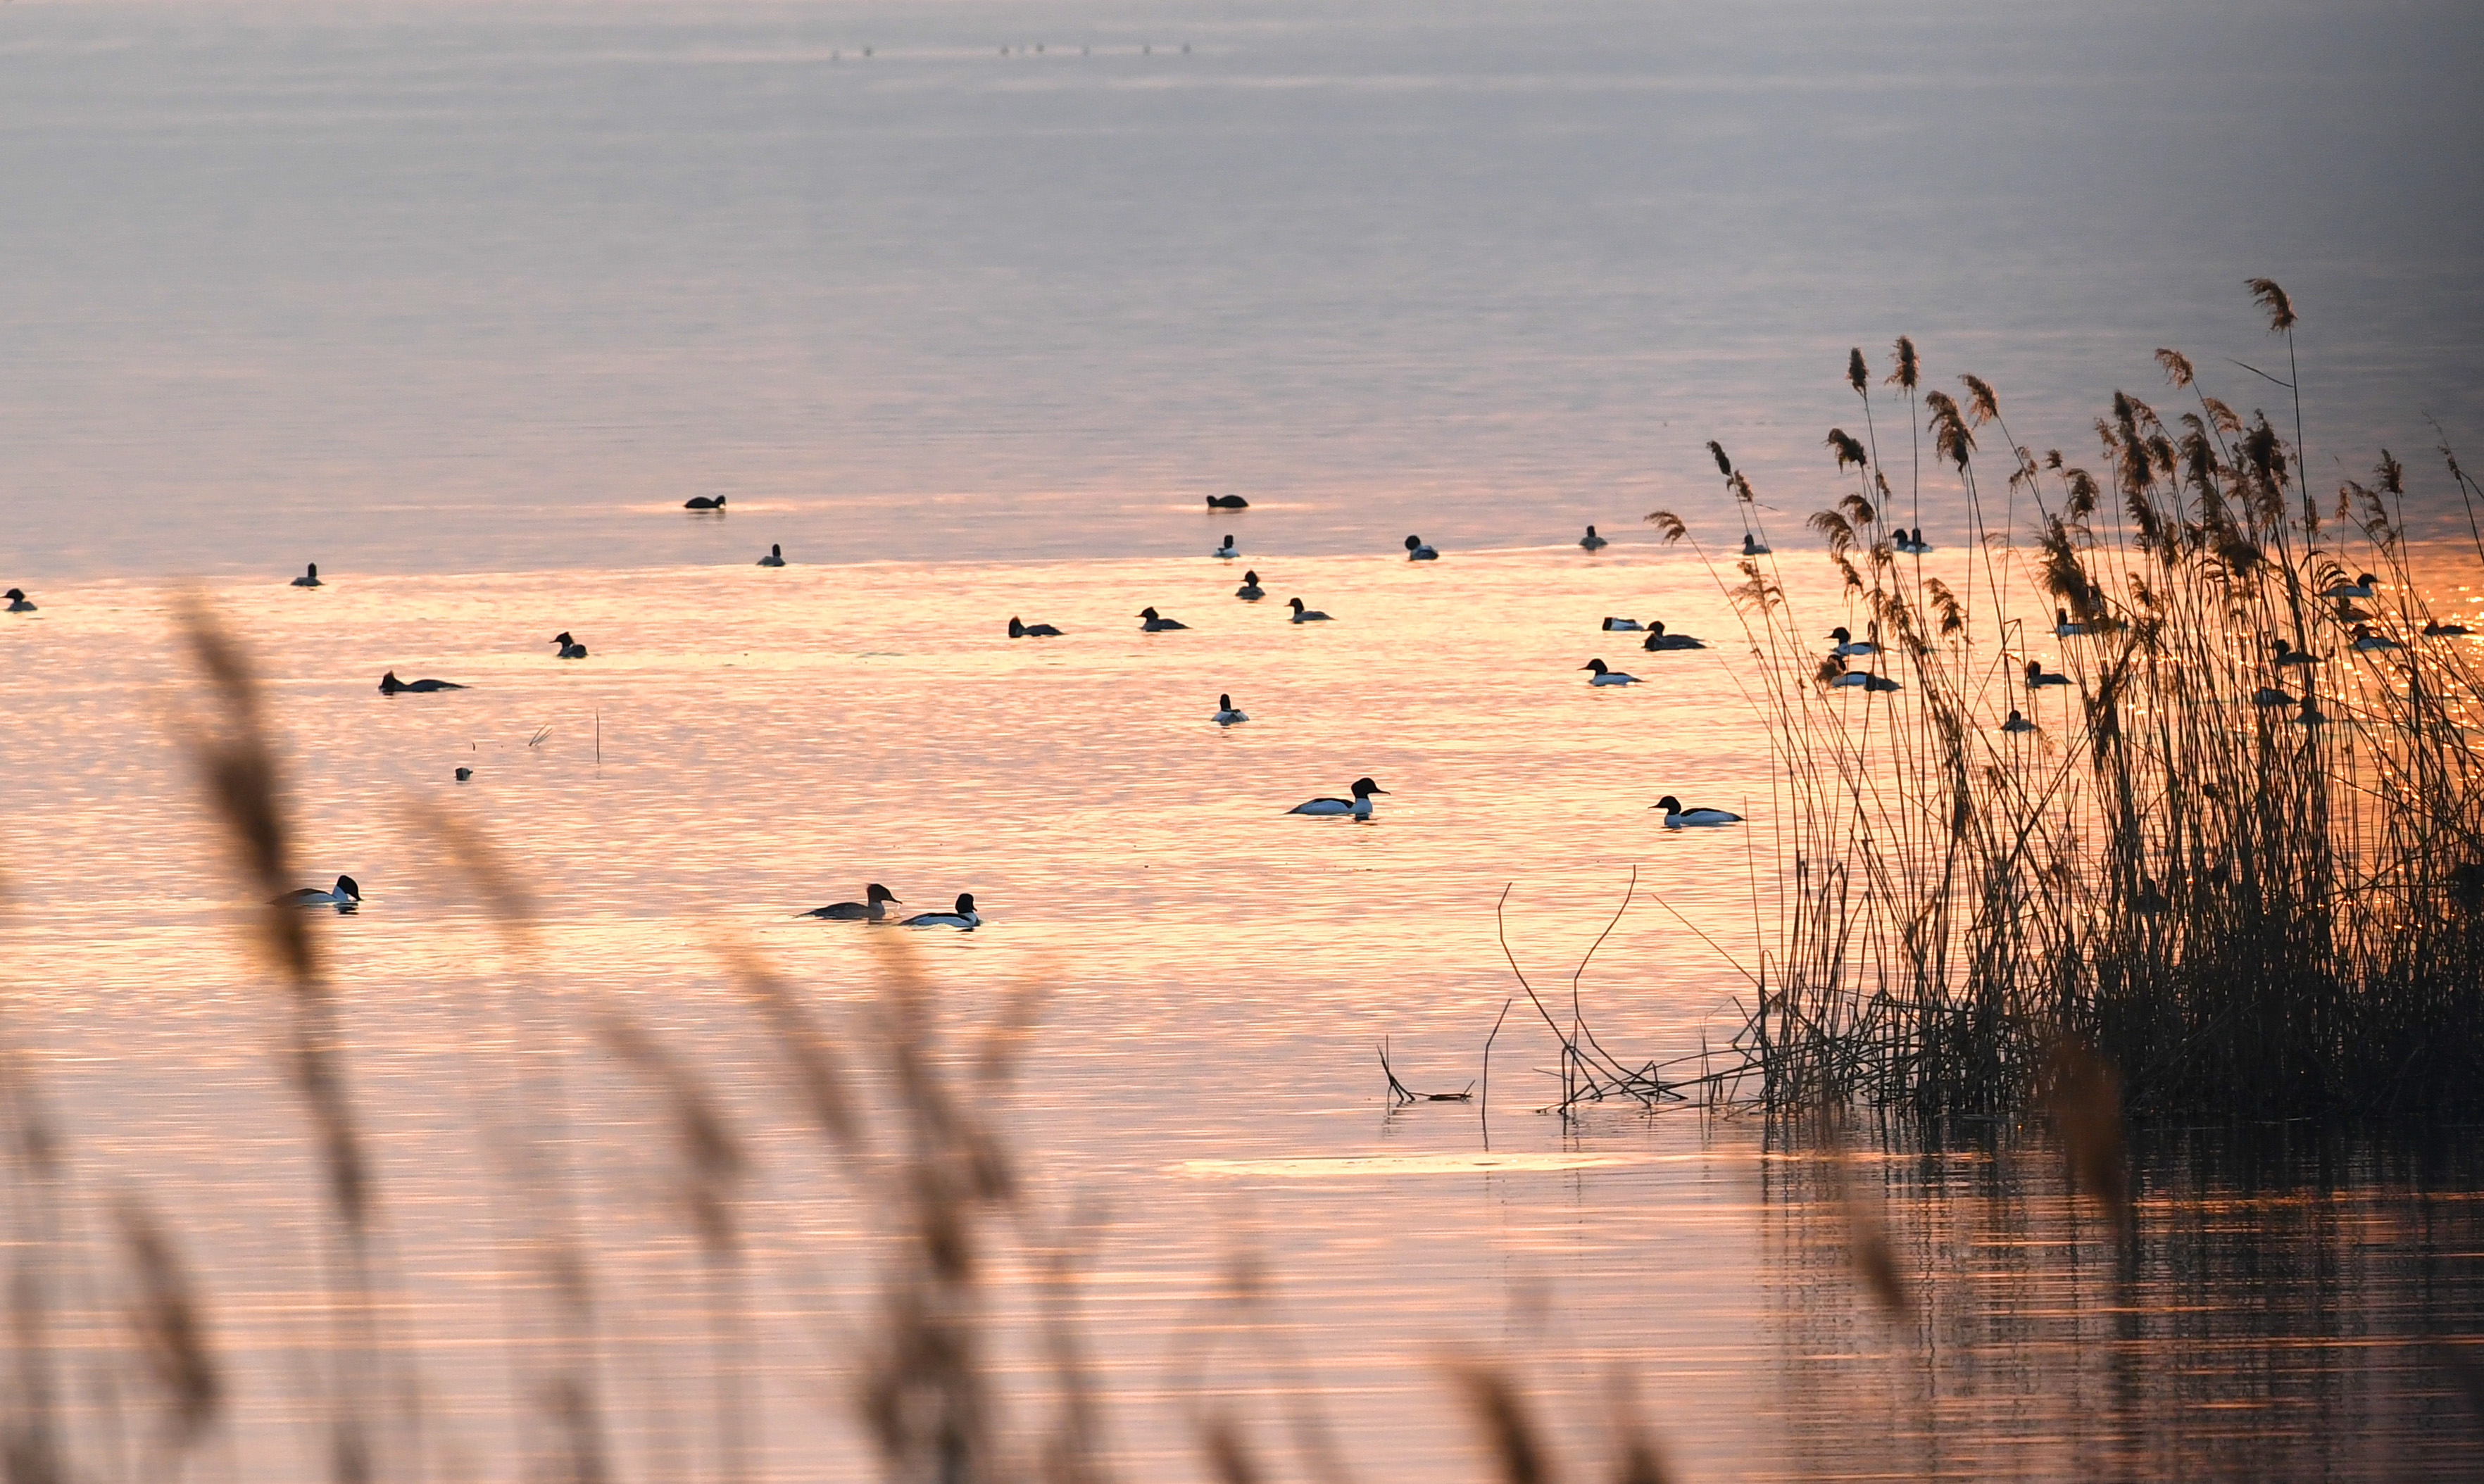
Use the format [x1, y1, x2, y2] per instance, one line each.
[1659, 281, 2484, 1123]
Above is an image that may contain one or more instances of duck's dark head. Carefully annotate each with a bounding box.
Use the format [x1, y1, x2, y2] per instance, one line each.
[868, 884, 898, 905]
[1350, 777, 1387, 798]
[1653, 796, 1682, 813]
[335, 875, 362, 900]
[1583, 658, 1608, 673]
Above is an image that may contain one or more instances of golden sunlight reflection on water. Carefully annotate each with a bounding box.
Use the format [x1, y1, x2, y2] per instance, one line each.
[2, 549, 2480, 1478]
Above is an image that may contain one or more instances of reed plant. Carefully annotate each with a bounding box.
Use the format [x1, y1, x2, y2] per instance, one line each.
[1661, 282, 2484, 1121]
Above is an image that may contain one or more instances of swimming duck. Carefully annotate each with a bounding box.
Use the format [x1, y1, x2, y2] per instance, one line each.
[2271, 638, 2316, 667]
[1289, 777, 1387, 818]
[1207, 494, 1250, 510]
[380, 671, 466, 694]
[1641, 622, 1707, 651]
[1895, 528, 1931, 554]
[2252, 684, 2293, 708]
[5, 589, 34, 613]
[2054, 608, 2088, 638]
[551, 631, 589, 658]
[2024, 659, 2071, 688]
[1579, 524, 1607, 551]
[1288, 598, 1332, 623]
[1213, 534, 1239, 558]
[1235, 571, 1265, 601]
[1582, 658, 1640, 686]
[1828, 665, 1902, 692]
[1651, 796, 1742, 827]
[2132, 878, 2169, 915]
[291, 563, 323, 588]
[2351, 625, 2402, 653]
[801, 884, 901, 922]
[455, 767, 473, 781]
[2423, 619, 2471, 637]
[1741, 532, 1771, 557]
[757, 543, 786, 567]
[275, 874, 360, 910]
[1404, 534, 1438, 561]
[901, 892, 980, 929]
[1999, 709, 2036, 734]
[684, 494, 726, 510]
[2321, 572, 2378, 600]
[1138, 607, 1188, 631]
[1828, 626, 1877, 658]
[1009, 616, 1063, 638]
[1213, 693, 1248, 726]
[1600, 617, 1644, 631]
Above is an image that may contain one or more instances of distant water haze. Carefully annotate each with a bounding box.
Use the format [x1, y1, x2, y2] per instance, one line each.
[3, 0, 2480, 579]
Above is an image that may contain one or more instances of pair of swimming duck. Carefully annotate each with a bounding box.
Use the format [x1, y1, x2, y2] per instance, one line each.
[1281, 777, 1740, 829]
[798, 884, 980, 929]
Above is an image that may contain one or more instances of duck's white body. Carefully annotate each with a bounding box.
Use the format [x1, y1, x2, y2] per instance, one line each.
[2352, 628, 2401, 653]
[1831, 669, 1902, 692]
[1828, 627, 1877, 658]
[1213, 693, 1248, 726]
[901, 893, 980, 929]
[2322, 574, 2378, 600]
[1213, 536, 1239, 558]
[1653, 796, 1742, 827]
[1600, 617, 1643, 631]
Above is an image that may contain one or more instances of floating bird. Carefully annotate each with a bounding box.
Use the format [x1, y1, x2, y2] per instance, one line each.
[2024, 659, 2071, 688]
[2321, 572, 2378, 600]
[1213, 534, 1239, 558]
[455, 767, 473, 781]
[1579, 524, 1607, 551]
[1009, 616, 1063, 638]
[1741, 533, 1771, 556]
[2055, 607, 2088, 638]
[684, 494, 726, 510]
[757, 543, 786, 567]
[801, 884, 901, 922]
[2351, 624, 2402, 653]
[2271, 638, 2316, 667]
[1830, 664, 1902, 692]
[2252, 685, 2293, 708]
[2000, 709, 2036, 734]
[2133, 878, 2169, 914]
[275, 874, 360, 910]
[1207, 493, 1249, 510]
[1288, 597, 1332, 623]
[1234, 571, 1265, 601]
[901, 893, 980, 929]
[5, 589, 34, 613]
[1213, 693, 1248, 726]
[1138, 607, 1188, 631]
[291, 563, 323, 587]
[1600, 617, 1644, 631]
[1289, 777, 1387, 818]
[1895, 528, 1931, 554]
[1582, 658, 1640, 686]
[2423, 619, 2472, 637]
[1641, 622, 1707, 651]
[552, 631, 589, 658]
[1652, 796, 1742, 827]
[1404, 534, 1438, 561]
[380, 671, 466, 694]
[1828, 626, 1877, 657]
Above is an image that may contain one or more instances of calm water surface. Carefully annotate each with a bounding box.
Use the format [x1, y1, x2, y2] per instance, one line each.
[5, 551, 2482, 1478]
[5, 0, 2484, 1476]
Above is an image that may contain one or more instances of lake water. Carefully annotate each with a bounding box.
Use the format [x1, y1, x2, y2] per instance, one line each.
[4, 0, 2484, 1478]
